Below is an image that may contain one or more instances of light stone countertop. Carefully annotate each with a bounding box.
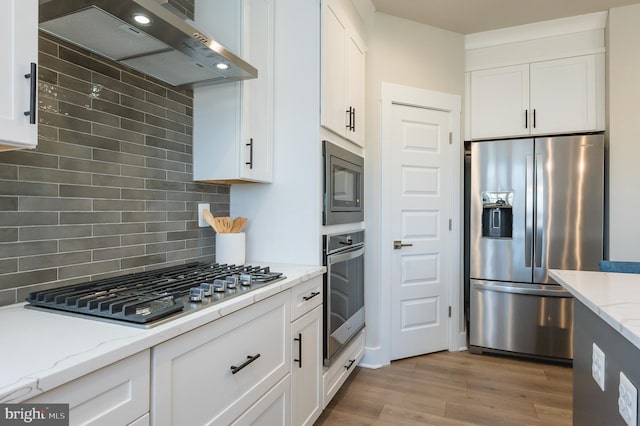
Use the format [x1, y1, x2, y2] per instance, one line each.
[0, 262, 325, 404]
[550, 269, 640, 351]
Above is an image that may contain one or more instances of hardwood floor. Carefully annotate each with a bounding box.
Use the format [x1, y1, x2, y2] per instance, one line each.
[315, 351, 572, 425]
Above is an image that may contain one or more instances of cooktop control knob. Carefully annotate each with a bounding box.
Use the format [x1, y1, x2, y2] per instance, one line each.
[239, 273, 252, 286]
[189, 287, 205, 302]
[200, 283, 215, 296]
[213, 279, 226, 293]
[226, 276, 238, 289]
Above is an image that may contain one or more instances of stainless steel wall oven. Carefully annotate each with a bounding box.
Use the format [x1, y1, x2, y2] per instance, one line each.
[323, 141, 364, 225]
[323, 230, 365, 365]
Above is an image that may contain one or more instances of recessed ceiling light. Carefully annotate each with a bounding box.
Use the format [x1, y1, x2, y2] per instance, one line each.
[215, 63, 230, 70]
[132, 13, 152, 25]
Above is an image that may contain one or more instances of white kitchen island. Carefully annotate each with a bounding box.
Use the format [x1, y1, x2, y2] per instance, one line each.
[550, 269, 640, 426]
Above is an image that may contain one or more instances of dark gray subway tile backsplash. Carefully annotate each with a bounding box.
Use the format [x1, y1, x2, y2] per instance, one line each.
[0, 0, 225, 306]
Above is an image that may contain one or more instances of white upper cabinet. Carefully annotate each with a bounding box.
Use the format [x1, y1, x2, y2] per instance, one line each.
[321, 0, 366, 147]
[0, 0, 38, 151]
[193, 0, 274, 183]
[470, 64, 530, 139]
[470, 54, 604, 140]
[529, 55, 600, 136]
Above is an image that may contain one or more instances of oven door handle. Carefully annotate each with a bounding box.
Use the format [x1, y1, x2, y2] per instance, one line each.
[327, 246, 365, 265]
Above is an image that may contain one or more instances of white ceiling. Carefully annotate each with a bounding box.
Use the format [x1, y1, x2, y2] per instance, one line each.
[370, 0, 640, 34]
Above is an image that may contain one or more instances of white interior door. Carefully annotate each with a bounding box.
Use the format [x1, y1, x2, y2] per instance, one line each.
[390, 103, 451, 360]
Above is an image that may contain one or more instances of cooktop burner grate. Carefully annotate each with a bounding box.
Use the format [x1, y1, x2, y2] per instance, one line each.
[25, 262, 285, 326]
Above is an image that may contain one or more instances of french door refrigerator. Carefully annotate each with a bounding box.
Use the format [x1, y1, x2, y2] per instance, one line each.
[469, 133, 604, 360]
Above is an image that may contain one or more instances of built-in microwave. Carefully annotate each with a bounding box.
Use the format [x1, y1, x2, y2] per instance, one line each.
[323, 141, 364, 225]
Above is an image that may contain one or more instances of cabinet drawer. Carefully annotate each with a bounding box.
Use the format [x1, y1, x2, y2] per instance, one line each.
[231, 375, 290, 426]
[322, 328, 365, 408]
[152, 291, 290, 426]
[28, 350, 150, 426]
[290, 275, 323, 321]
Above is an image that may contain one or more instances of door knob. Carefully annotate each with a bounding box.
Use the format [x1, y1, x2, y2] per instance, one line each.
[393, 240, 413, 250]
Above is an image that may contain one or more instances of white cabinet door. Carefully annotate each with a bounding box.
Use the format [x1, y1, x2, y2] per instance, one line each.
[321, 0, 366, 146]
[0, 0, 37, 150]
[193, 0, 274, 183]
[346, 32, 365, 147]
[291, 305, 322, 426]
[470, 64, 530, 139]
[28, 350, 150, 426]
[530, 55, 598, 135]
[240, 0, 274, 182]
[321, 0, 347, 138]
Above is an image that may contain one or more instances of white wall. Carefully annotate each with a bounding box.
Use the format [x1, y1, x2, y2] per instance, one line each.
[608, 3, 640, 261]
[363, 12, 465, 366]
[231, 0, 321, 265]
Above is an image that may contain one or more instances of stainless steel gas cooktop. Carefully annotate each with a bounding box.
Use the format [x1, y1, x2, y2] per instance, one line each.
[25, 262, 285, 327]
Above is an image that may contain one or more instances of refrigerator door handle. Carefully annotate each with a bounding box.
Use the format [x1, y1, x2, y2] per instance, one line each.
[535, 154, 544, 268]
[525, 155, 534, 267]
[473, 281, 572, 298]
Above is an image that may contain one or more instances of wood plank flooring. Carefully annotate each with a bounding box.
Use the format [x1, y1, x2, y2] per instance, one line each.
[315, 351, 572, 426]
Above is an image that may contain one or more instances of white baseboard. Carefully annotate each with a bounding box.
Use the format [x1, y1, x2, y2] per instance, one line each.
[458, 331, 468, 351]
[358, 345, 387, 369]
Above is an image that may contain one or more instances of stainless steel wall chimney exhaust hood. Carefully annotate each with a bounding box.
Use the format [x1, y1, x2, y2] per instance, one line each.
[39, 0, 258, 87]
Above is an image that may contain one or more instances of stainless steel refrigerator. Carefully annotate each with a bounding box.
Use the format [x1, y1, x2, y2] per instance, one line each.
[469, 133, 604, 360]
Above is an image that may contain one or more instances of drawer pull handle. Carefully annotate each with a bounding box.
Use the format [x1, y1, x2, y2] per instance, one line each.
[302, 291, 320, 301]
[344, 359, 356, 371]
[294, 333, 302, 368]
[230, 353, 260, 375]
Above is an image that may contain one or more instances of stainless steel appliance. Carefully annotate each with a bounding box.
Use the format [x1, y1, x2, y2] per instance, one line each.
[323, 141, 364, 225]
[469, 133, 604, 360]
[25, 263, 285, 327]
[38, 0, 257, 87]
[323, 230, 364, 365]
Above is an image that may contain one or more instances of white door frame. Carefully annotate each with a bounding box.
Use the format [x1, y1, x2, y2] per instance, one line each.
[378, 82, 462, 365]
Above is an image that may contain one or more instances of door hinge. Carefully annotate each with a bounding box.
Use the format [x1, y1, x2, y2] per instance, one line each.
[448, 306, 452, 318]
[449, 132, 452, 144]
[449, 219, 452, 230]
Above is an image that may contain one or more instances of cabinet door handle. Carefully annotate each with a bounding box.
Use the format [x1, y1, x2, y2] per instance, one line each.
[345, 107, 353, 131]
[344, 359, 356, 371]
[302, 291, 320, 301]
[245, 138, 254, 169]
[23, 62, 37, 125]
[294, 333, 302, 368]
[351, 107, 356, 132]
[533, 109, 536, 128]
[230, 353, 260, 374]
[525, 109, 528, 129]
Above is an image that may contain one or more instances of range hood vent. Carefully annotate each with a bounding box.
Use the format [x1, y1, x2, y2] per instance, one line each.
[39, 0, 257, 87]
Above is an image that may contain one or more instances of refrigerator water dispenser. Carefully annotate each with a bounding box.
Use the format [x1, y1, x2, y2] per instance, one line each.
[481, 191, 513, 238]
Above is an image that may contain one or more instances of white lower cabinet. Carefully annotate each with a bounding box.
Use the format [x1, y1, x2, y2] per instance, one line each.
[151, 291, 290, 425]
[291, 305, 323, 426]
[322, 328, 365, 408]
[27, 350, 150, 426]
[232, 376, 290, 426]
[128, 413, 149, 426]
